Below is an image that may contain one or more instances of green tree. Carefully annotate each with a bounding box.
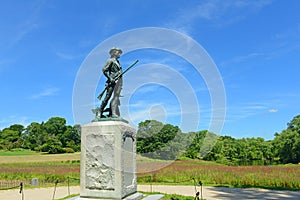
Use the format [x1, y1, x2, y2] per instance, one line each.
[136, 120, 164, 154]
[40, 135, 66, 154]
[184, 130, 207, 159]
[272, 115, 300, 164]
[287, 115, 300, 131]
[44, 117, 67, 137]
[136, 120, 182, 160]
[63, 124, 81, 151]
[23, 122, 46, 150]
[273, 130, 300, 163]
[0, 124, 24, 150]
[204, 136, 274, 165]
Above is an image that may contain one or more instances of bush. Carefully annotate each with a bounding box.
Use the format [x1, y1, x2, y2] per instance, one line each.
[63, 147, 75, 153]
[48, 146, 66, 154]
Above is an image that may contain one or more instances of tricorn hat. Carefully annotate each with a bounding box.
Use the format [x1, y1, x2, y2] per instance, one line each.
[109, 47, 122, 55]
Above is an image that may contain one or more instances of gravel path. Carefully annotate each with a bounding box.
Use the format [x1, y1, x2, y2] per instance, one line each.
[139, 185, 300, 200]
[1, 185, 300, 200]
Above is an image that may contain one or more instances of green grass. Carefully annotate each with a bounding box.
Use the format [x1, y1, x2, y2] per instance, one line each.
[141, 191, 202, 200]
[55, 194, 79, 200]
[0, 149, 41, 156]
[162, 193, 202, 200]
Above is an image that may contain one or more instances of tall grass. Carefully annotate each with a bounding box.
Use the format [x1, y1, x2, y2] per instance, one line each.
[0, 157, 299, 190]
[0, 161, 80, 183]
[137, 160, 300, 190]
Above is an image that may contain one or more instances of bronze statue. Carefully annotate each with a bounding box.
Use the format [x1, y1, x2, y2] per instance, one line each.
[93, 47, 138, 120]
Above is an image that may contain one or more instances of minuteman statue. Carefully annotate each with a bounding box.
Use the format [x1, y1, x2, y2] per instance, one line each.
[95, 47, 123, 118]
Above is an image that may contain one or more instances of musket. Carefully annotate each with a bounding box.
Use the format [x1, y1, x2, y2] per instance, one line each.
[97, 59, 139, 100]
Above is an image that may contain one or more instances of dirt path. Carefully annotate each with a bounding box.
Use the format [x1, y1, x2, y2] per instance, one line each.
[1, 185, 300, 200]
[139, 185, 300, 200]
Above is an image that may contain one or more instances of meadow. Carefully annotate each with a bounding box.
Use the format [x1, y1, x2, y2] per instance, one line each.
[0, 152, 299, 190]
[138, 159, 300, 190]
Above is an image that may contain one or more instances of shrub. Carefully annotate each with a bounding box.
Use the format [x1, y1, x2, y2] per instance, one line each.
[63, 147, 75, 153]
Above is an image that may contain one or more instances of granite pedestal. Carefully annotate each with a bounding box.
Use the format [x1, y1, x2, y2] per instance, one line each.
[79, 121, 141, 200]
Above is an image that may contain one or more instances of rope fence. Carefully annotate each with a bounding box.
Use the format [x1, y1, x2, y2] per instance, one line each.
[0, 177, 80, 200]
[0, 176, 204, 200]
[0, 180, 30, 190]
[141, 175, 204, 200]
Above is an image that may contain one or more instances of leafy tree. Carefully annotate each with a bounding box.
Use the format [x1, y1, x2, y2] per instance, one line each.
[184, 130, 207, 159]
[272, 115, 300, 164]
[40, 135, 66, 154]
[23, 122, 46, 150]
[44, 117, 67, 136]
[273, 130, 300, 164]
[154, 124, 183, 160]
[136, 120, 164, 154]
[0, 124, 24, 150]
[137, 120, 182, 160]
[204, 136, 274, 165]
[63, 125, 81, 151]
[287, 115, 300, 131]
[22, 117, 81, 153]
[8, 124, 24, 133]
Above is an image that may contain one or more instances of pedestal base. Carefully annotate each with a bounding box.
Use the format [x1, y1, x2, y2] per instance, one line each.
[69, 192, 144, 200]
[80, 121, 137, 199]
[68, 193, 167, 200]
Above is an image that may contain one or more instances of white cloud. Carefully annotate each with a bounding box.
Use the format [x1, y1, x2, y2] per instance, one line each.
[12, 24, 39, 46]
[221, 52, 264, 66]
[165, 0, 273, 32]
[8, 1, 45, 47]
[30, 87, 60, 99]
[266, 24, 300, 58]
[225, 103, 268, 122]
[274, 24, 300, 40]
[55, 51, 84, 60]
[268, 109, 278, 113]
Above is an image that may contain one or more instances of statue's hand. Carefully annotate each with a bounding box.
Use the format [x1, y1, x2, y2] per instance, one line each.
[109, 77, 115, 84]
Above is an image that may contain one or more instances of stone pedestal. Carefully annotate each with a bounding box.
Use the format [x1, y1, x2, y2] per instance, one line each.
[80, 121, 141, 199]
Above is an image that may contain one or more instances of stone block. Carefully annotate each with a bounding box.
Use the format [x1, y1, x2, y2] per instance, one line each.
[80, 121, 138, 199]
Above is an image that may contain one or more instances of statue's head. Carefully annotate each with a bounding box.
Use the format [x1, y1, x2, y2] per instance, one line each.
[109, 47, 122, 58]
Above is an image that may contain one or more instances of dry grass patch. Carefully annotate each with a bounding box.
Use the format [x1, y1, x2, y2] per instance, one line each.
[0, 153, 80, 164]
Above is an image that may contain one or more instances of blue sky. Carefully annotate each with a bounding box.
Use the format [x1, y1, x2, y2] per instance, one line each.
[0, 0, 299, 140]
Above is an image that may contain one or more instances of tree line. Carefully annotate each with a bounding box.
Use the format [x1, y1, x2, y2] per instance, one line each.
[0, 115, 299, 165]
[0, 117, 80, 154]
[136, 115, 300, 165]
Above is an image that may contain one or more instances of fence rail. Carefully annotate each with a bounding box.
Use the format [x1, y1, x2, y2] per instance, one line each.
[0, 180, 29, 190]
[0, 176, 204, 200]
[0, 177, 80, 200]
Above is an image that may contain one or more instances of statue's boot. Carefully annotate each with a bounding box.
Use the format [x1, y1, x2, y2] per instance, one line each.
[99, 102, 107, 118]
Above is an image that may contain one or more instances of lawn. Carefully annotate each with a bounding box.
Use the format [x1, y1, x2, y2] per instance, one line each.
[0, 149, 40, 156]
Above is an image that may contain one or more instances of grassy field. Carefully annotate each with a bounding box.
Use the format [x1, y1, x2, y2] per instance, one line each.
[0, 150, 80, 163]
[0, 149, 40, 156]
[137, 159, 300, 190]
[0, 152, 299, 190]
